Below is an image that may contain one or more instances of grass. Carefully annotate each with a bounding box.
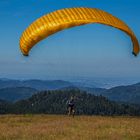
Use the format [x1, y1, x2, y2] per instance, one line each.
[0, 115, 139, 140]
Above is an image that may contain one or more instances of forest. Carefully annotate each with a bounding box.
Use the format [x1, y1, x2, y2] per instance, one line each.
[0, 89, 140, 116]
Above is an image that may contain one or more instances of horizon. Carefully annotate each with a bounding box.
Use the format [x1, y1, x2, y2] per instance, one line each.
[0, 76, 140, 89]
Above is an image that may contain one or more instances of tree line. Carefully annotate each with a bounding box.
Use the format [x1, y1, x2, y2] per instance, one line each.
[0, 89, 140, 116]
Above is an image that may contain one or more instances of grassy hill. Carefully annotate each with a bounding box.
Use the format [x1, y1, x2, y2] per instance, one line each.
[0, 115, 139, 140]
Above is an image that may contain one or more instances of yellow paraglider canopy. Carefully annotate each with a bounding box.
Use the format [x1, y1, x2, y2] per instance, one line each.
[19, 7, 139, 56]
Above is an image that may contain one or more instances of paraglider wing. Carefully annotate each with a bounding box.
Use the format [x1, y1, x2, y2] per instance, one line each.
[19, 7, 139, 56]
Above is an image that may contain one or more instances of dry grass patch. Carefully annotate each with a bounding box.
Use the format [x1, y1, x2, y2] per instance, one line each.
[0, 115, 139, 140]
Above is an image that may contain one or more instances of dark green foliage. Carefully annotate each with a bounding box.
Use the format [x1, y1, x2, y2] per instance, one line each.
[0, 99, 13, 114]
[1, 89, 138, 116]
[0, 87, 37, 102]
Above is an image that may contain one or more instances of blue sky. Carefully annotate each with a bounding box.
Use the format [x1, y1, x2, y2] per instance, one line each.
[0, 0, 140, 82]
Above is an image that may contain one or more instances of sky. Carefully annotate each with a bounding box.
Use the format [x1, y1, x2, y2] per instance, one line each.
[0, 0, 140, 83]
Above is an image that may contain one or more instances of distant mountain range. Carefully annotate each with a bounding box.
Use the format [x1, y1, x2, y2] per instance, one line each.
[95, 83, 140, 105]
[0, 79, 73, 90]
[0, 78, 139, 104]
